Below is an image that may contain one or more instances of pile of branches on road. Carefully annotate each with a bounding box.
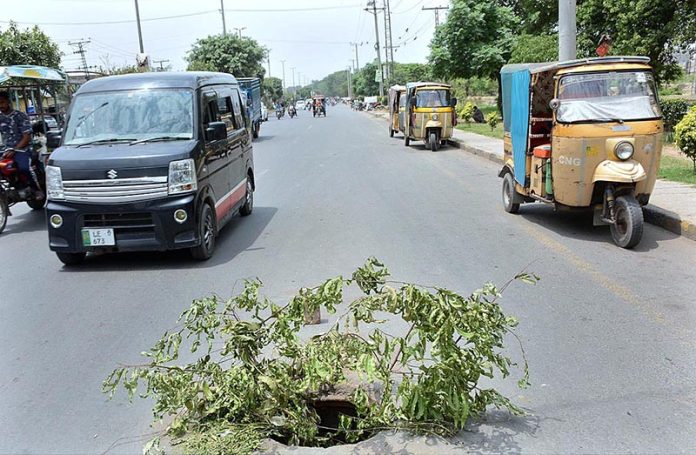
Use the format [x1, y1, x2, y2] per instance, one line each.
[103, 258, 536, 454]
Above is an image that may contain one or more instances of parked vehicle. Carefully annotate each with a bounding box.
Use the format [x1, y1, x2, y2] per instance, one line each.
[45, 72, 255, 265]
[388, 85, 406, 138]
[400, 82, 457, 151]
[261, 104, 268, 122]
[0, 148, 47, 233]
[498, 56, 663, 248]
[238, 77, 262, 139]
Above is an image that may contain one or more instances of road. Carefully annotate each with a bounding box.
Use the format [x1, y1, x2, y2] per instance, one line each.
[2, 105, 696, 454]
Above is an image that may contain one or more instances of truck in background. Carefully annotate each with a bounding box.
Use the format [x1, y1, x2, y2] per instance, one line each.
[238, 77, 262, 139]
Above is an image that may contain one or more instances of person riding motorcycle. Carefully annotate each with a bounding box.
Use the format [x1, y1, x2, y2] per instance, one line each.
[0, 91, 43, 200]
[288, 104, 297, 118]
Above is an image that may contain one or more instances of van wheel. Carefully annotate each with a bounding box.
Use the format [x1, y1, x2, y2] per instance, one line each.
[27, 196, 46, 210]
[239, 178, 254, 217]
[389, 126, 394, 138]
[502, 172, 520, 214]
[429, 131, 439, 152]
[253, 122, 259, 139]
[610, 195, 643, 249]
[0, 196, 8, 234]
[190, 203, 216, 260]
[56, 252, 86, 266]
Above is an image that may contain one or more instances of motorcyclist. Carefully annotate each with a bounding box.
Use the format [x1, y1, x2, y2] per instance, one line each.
[0, 91, 43, 199]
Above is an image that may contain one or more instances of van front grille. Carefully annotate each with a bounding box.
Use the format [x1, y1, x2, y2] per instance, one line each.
[83, 213, 155, 229]
[63, 177, 168, 203]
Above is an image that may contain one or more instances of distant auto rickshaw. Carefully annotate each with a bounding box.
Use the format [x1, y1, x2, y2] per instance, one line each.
[400, 82, 457, 151]
[388, 84, 406, 137]
[313, 95, 326, 117]
[498, 56, 663, 248]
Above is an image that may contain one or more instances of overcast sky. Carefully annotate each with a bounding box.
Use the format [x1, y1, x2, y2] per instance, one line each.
[3, 0, 447, 83]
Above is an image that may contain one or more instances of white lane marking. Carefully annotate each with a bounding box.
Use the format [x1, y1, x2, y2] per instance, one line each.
[307, 124, 313, 130]
[256, 169, 269, 178]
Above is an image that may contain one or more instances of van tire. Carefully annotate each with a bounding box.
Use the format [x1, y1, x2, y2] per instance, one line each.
[389, 126, 394, 137]
[610, 195, 643, 249]
[57, 252, 86, 266]
[0, 196, 7, 234]
[239, 178, 253, 217]
[502, 172, 520, 214]
[252, 122, 259, 139]
[190, 202, 216, 260]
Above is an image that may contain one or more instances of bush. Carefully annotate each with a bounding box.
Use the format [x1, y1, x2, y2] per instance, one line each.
[378, 95, 388, 106]
[458, 101, 475, 122]
[660, 99, 692, 132]
[487, 112, 501, 130]
[675, 105, 696, 173]
[103, 258, 535, 454]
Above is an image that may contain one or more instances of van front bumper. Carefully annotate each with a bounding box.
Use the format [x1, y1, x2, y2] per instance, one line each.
[46, 195, 199, 253]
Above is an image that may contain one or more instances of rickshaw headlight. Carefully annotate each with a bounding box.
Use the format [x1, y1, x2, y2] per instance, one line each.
[431, 114, 439, 121]
[615, 142, 634, 160]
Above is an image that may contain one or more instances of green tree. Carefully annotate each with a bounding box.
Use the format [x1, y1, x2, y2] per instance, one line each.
[391, 63, 431, 85]
[508, 33, 558, 63]
[186, 34, 267, 78]
[675, 106, 696, 172]
[499, 0, 558, 34]
[577, 0, 696, 81]
[0, 22, 61, 68]
[428, 0, 518, 80]
[262, 77, 283, 103]
[353, 61, 380, 97]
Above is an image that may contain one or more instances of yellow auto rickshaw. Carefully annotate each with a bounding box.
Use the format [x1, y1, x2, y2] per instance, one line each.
[400, 82, 457, 151]
[499, 56, 663, 248]
[388, 84, 406, 137]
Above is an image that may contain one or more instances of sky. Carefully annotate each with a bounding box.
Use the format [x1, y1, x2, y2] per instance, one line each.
[2, 0, 448, 84]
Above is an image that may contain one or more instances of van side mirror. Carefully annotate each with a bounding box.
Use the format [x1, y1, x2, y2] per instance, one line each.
[451, 97, 458, 107]
[205, 121, 227, 141]
[549, 98, 560, 110]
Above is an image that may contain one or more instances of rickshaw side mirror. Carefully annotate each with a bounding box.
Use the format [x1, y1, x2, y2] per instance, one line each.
[451, 97, 458, 107]
[549, 98, 560, 110]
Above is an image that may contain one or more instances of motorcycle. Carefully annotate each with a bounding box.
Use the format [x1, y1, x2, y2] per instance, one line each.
[275, 107, 285, 119]
[0, 148, 47, 234]
[288, 106, 297, 118]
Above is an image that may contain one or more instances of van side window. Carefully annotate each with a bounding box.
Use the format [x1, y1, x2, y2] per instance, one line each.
[216, 88, 238, 130]
[229, 89, 246, 130]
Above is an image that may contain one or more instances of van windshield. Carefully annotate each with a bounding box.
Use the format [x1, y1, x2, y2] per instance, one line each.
[416, 89, 450, 108]
[64, 89, 194, 146]
[556, 71, 661, 123]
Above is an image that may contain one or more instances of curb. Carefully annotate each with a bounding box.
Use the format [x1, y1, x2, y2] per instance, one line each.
[448, 138, 696, 242]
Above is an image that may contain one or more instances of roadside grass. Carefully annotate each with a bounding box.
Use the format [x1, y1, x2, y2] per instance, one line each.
[659, 155, 696, 186]
[456, 121, 504, 139]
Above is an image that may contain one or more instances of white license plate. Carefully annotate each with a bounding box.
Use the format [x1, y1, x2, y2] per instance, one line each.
[82, 228, 115, 246]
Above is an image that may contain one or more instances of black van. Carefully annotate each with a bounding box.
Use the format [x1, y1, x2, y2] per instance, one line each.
[45, 72, 255, 265]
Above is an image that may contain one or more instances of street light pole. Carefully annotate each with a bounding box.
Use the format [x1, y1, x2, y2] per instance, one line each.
[233, 27, 246, 38]
[291, 67, 296, 98]
[220, 0, 227, 36]
[558, 0, 577, 61]
[280, 60, 286, 93]
[134, 0, 144, 53]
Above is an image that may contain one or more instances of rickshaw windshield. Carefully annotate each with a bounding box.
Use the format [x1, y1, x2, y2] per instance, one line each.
[556, 71, 661, 123]
[63, 88, 194, 146]
[415, 89, 450, 108]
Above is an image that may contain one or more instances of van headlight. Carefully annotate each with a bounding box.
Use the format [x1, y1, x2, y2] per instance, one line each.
[168, 158, 197, 194]
[46, 165, 64, 200]
[615, 142, 634, 161]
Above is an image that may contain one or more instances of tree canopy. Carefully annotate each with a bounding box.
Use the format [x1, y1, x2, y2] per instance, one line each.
[0, 22, 61, 68]
[186, 35, 267, 79]
[262, 76, 283, 103]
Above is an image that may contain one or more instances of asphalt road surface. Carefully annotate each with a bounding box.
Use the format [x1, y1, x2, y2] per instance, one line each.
[2, 105, 696, 454]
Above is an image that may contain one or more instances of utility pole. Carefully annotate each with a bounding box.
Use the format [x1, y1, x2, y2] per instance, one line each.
[558, 0, 577, 61]
[422, 5, 448, 26]
[291, 67, 296, 98]
[280, 60, 286, 93]
[220, 0, 227, 35]
[347, 66, 353, 99]
[153, 59, 169, 71]
[69, 39, 91, 80]
[233, 27, 246, 38]
[365, 0, 384, 97]
[383, 0, 394, 82]
[134, 0, 144, 53]
[267, 52, 271, 77]
[350, 42, 360, 70]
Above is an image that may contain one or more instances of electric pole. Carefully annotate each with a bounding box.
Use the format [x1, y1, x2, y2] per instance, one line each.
[347, 66, 353, 99]
[69, 39, 91, 80]
[365, 0, 384, 97]
[233, 27, 246, 38]
[280, 60, 286, 93]
[350, 42, 361, 70]
[558, 0, 577, 61]
[153, 59, 169, 71]
[134, 0, 144, 53]
[291, 67, 296, 98]
[422, 5, 448, 26]
[267, 52, 271, 78]
[220, 0, 227, 35]
[383, 0, 394, 82]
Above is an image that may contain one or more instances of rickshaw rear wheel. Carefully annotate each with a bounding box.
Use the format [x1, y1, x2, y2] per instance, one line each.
[389, 126, 394, 137]
[610, 195, 643, 249]
[404, 134, 410, 147]
[502, 172, 520, 214]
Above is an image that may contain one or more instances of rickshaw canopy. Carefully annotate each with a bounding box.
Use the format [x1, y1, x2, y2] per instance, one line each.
[0, 65, 67, 84]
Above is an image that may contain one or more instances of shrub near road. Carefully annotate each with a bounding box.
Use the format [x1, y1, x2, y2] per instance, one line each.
[103, 259, 536, 454]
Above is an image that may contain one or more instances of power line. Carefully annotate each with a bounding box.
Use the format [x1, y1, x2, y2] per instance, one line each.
[391, 0, 424, 14]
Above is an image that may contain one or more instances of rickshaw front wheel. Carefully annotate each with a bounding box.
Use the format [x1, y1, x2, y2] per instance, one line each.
[502, 172, 520, 214]
[429, 131, 439, 152]
[610, 195, 643, 249]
